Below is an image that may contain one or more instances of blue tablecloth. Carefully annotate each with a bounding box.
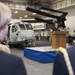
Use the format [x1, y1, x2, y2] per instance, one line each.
[24, 48, 57, 63]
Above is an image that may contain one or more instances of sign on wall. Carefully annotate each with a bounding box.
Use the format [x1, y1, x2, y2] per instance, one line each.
[31, 23, 46, 30]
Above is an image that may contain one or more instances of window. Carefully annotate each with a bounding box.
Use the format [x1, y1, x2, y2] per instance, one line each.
[25, 24, 33, 30]
[12, 25, 17, 32]
[19, 24, 26, 30]
[67, 0, 71, 6]
[71, 0, 75, 4]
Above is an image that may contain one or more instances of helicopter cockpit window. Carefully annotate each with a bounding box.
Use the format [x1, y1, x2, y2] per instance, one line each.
[12, 25, 17, 32]
[25, 24, 33, 30]
[19, 24, 26, 30]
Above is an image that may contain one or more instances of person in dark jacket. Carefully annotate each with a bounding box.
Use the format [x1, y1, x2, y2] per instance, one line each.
[0, 2, 27, 75]
[53, 46, 75, 75]
[53, 22, 60, 31]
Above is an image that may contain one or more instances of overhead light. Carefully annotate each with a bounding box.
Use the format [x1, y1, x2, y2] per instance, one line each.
[24, 15, 28, 17]
[14, 11, 18, 13]
[32, 13, 36, 15]
[40, 9, 44, 11]
[19, 17, 22, 19]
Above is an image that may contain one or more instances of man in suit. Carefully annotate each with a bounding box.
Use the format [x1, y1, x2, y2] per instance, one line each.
[53, 22, 60, 31]
[53, 46, 75, 75]
[0, 2, 27, 75]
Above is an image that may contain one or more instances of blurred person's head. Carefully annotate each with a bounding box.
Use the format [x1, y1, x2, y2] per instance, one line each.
[0, 2, 11, 42]
[54, 22, 58, 28]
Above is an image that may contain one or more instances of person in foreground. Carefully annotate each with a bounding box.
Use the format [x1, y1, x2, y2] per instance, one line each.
[53, 46, 75, 75]
[0, 2, 27, 75]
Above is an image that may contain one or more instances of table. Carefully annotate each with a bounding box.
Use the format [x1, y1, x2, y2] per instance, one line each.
[24, 46, 57, 63]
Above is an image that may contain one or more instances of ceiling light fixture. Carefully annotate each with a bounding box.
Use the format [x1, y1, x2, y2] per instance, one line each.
[19, 17, 22, 19]
[32, 13, 36, 15]
[24, 15, 28, 17]
[14, 11, 18, 13]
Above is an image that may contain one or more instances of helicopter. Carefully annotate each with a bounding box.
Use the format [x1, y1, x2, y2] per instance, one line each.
[7, 22, 36, 47]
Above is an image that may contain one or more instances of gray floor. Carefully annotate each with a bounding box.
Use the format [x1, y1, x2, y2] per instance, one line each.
[11, 47, 54, 75]
[10, 40, 71, 75]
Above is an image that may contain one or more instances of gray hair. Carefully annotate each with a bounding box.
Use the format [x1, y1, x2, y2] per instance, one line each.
[0, 2, 12, 28]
